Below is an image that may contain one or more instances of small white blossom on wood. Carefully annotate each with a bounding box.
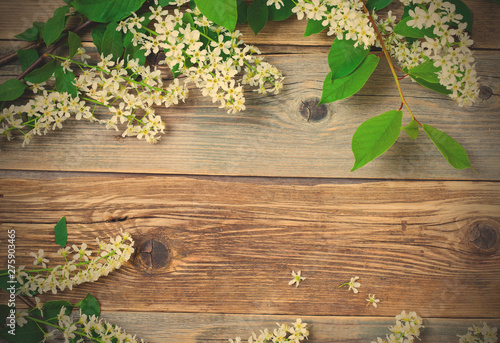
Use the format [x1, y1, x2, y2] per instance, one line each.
[288, 270, 306, 287]
[366, 294, 380, 308]
[339, 276, 361, 294]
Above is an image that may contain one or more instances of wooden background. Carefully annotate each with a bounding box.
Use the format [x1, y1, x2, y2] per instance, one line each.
[0, 0, 499, 342]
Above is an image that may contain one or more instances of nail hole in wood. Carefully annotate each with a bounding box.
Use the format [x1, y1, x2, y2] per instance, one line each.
[478, 86, 493, 100]
[299, 98, 328, 122]
[137, 239, 170, 269]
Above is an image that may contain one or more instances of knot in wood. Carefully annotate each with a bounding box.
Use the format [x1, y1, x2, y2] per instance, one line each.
[478, 86, 493, 100]
[136, 239, 170, 269]
[299, 98, 328, 122]
[469, 222, 498, 251]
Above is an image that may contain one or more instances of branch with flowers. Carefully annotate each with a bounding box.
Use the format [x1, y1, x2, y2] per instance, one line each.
[0, 0, 492, 170]
[0, 217, 143, 342]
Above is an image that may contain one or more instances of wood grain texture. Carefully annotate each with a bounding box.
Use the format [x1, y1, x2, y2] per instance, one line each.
[0, 49, 499, 179]
[0, 0, 498, 49]
[0, 176, 499, 317]
[96, 312, 500, 343]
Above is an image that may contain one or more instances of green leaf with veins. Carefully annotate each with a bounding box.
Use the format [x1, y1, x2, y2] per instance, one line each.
[328, 38, 369, 79]
[319, 54, 379, 105]
[194, 0, 237, 32]
[351, 110, 403, 171]
[423, 124, 472, 169]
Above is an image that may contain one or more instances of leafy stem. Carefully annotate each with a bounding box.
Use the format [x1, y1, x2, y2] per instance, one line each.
[27, 316, 105, 343]
[16, 20, 94, 81]
[0, 250, 117, 277]
[362, 4, 421, 127]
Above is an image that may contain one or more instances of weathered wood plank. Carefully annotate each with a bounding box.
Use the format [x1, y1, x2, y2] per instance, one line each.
[0, 176, 498, 317]
[98, 312, 500, 343]
[0, 0, 498, 49]
[0, 50, 498, 180]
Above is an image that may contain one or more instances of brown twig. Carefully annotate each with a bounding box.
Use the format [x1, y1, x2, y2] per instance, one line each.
[18, 294, 35, 308]
[0, 41, 43, 68]
[16, 19, 94, 81]
[363, 4, 421, 126]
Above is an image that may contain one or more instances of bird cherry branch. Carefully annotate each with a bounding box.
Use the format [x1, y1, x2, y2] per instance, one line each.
[362, 3, 422, 127]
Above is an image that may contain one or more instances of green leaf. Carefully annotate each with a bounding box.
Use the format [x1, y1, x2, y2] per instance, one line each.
[247, 0, 268, 35]
[304, 19, 326, 37]
[14, 22, 44, 42]
[182, 12, 195, 27]
[0, 305, 10, 324]
[42, 6, 70, 46]
[54, 216, 68, 248]
[319, 54, 379, 105]
[73, 0, 146, 23]
[328, 38, 369, 79]
[194, 0, 237, 32]
[237, 0, 248, 24]
[423, 124, 472, 169]
[24, 59, 57, 84]
[125, 43, 146, 65]
[54, 66, 78, 97]
[408, 60, 440, 83]
[68, 31, 82, 59]
[410, 74, 451, 95]
[42, 300, 73, 323]
[0, 79, 26, 102]
[394, 16, 436, 39]
[403, 119, 419, 139]
[80, 293, 100, 317]
[0, 270, 11, 292]
[0, 319, 44, 343]
[17, 49, 39, 72]
[351, 110, 403, 171]
[445, 0, 472, 31]
[101, 22, 123, 60]
[91, 24, 107, 55]
[267, 0, 295, 21]
[365, 0, 393, 11]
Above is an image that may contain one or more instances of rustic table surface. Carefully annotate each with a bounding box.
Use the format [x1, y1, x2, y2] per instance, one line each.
[0, 0, 499, 342]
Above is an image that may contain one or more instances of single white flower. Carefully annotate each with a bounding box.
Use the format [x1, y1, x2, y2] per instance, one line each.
[366, 294, 380, 308]
[339, 276, 360, 293]
[288, 270, 306, 287]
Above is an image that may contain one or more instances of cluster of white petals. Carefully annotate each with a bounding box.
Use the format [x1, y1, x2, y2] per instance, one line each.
[74, 55, 186, 143]
[229, 319, 309, 343]
[458, 322, 498, 343]
[378, 0, 479, 106]
[39, 306, 145, 343]
[372, 310, 424, 343]
[15, 231, 134, 296]
[0, 52, 183, 145]
[290, 0, 376, 48]
[117, 1, 284, 115]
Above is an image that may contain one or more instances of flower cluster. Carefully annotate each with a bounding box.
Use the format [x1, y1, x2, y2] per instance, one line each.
[229, 319, 309, 343]
[378, 0, 479, 106]
[0, 91, 82, 147]
[457, 322, 498, 343]
[72, 54, 186, 143]
[20, 303, 145, 343]
[15, 231, 134, 296]
[372, 310, 424, 343]
[0, 53, 183, 145]
[289, 0, 376, 48]
[117, 1, 284, 114]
